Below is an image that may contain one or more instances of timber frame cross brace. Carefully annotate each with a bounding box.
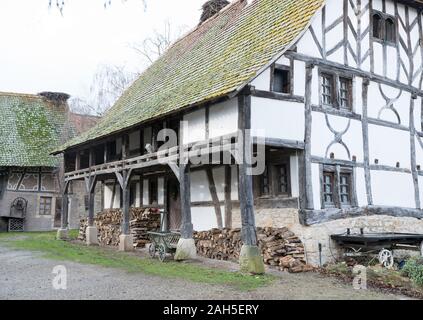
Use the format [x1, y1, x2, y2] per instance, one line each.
[84, 175, 97, 194]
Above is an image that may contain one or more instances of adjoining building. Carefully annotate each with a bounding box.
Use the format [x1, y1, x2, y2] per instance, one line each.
[53, 0, 423, 271]
[0, 92, 98, 232]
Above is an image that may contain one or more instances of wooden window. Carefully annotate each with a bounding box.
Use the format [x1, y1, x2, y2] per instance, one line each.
[385, 18, 396, 43]
[339, 173, 352, 205]
[372, 13, 383, 40]
[339, 77, 352, 110]
[276, 164, 289, 195]
[129, 182, 138, 207]
[321, 73, 335, 106]
[39, 196, 52, 215]
[323, 172, 335, 206]
[321, 166, 355, 209]
[260, 165, 271, 196]
[273, 67, 291, 94]
[149, 178, 158, 205]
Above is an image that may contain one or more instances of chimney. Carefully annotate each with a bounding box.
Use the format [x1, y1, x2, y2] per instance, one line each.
[199, 0, 230, 24]
[38, 92, 70, 104]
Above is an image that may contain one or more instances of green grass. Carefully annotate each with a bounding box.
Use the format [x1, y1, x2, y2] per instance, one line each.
[0, 231, 274, 291]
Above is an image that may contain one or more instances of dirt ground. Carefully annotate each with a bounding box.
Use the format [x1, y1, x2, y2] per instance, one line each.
[0, 243, 413, 300]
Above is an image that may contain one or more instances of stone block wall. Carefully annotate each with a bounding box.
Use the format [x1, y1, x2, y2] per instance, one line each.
[232, 206, 423, 266]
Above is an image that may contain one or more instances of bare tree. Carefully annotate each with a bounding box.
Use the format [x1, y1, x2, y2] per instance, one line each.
[48, 0, 147, 15]
[131, 20, 187, 64]
[70, 64, 138, 116]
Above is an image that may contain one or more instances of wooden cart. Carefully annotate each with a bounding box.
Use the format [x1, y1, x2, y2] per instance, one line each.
[331, 232, 423, 268]
[147, 231, 181, 262]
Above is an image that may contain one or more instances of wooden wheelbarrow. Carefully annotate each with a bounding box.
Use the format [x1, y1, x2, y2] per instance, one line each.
[147, 231, 181, 262]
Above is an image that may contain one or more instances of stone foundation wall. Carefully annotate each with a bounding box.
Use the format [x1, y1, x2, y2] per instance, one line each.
[232, 206, 423, 266]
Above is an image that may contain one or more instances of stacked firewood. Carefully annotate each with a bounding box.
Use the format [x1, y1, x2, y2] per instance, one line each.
[78, 208, 161, 248]
[194, 227, 314, 273]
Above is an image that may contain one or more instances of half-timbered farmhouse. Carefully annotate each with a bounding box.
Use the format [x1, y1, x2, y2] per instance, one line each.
[54, 0, 423, 271]
[0, 92, 98, 232]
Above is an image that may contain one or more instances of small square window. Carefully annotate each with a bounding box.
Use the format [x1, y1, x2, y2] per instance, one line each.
[273, 68, 291, 94]
[39, 196, 52, 215]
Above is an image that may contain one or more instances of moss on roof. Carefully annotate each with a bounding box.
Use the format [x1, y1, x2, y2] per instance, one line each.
[58, 0, 324, 153]
[0, 93, 71, 167]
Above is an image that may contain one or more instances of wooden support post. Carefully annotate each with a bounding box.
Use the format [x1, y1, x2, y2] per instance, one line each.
[303, 63, 314, 210]
[57, 181, 70, 240]
[85, 175, 98, 246]
[121, 170, 131, 235]
[224, 165, 233, 229]
[237, 88, 265, 274]
[174, 121, 196, 260]
[206, 166, 223, 229]
[116, 169, 134, 251]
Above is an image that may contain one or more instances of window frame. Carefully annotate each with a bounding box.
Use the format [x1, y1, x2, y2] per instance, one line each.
[258, 158, 291, 199]
[371, 10, 397, 46]
[148, 177, 158, 205]
[270, 62, 293, 95]
[39, 196, 53, 216]
[320, 165, 357, 209]
[319, 69, 354, 112]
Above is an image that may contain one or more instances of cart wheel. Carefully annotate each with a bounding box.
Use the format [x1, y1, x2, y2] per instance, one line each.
[378, 249, 394, 268]
[158, 245, 166, 262]
[149, 243, 156, 258]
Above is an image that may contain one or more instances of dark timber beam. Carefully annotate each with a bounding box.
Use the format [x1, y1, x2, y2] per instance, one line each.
[116, 168, 134, 251]
[174, 119, 196, 260]
[206, 166, 223, 229]
[237, 87, 265, 274]
[224, 165, 233, 229]
[56, 180, 70, 240]
[85, 175, 98, 246]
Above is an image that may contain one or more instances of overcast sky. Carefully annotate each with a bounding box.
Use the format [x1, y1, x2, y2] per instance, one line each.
[0, 0, 205, 100]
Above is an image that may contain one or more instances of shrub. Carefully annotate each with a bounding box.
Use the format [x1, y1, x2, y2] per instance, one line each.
[402, 257, 423, 287]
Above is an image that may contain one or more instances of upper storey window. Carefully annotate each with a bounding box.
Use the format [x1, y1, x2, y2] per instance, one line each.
[372, 11, 396, 44]
[320, 71, 353, 111]
[271, 64, 291, 94]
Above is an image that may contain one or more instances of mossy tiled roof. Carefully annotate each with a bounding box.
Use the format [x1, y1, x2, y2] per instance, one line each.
[58, 0, 324, 152]
[0, 93, 70, 167]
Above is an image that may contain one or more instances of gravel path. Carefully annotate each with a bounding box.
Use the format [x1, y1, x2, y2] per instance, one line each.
[0, 245, 409, 300]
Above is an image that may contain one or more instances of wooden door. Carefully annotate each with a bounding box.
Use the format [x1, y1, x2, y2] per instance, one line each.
[167, 178, 181, 231]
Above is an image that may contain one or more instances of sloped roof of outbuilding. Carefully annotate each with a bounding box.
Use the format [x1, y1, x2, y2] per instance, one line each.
[0, 92, 99, 167]
[56, 0, 325, 153]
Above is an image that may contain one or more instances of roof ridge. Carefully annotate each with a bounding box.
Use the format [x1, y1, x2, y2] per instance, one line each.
[0, 91, 43, 100]
[168, 0, 244, 51]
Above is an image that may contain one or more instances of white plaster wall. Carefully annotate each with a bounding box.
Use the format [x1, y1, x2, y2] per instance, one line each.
[368, 124, 411, 168]
[416, 136, 423, 168]
[419, 176, 423, 209]
[158, 177, 164, 205]
[142, 179, 149, 205]
[290, 154, 300, 198]
[183, 109, 206, 144]
[311, 163, 321, 210]
[371, 170, 415, 208]
[190, 170, 211, 202]
[355, 167, 368, 207]
[293, 60, 306, 97]
[251, 97, 304, 141]
[208, 98, 238, 139]
[192, 206, 225, 231]
[311, 113, 364, 162]
[251, 68, 270, 91]
[104, 182, 120, 209]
